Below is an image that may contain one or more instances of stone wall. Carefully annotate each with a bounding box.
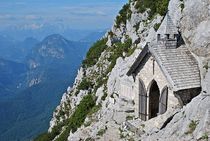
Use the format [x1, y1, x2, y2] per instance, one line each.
[120, 79, 135, 100]
[133, 54, 179, 118]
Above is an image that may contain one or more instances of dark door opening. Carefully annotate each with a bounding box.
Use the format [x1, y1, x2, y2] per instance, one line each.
[149, 80, 160, 119]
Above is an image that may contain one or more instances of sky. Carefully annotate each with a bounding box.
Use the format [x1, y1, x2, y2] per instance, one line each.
[0, 0, 128, 30]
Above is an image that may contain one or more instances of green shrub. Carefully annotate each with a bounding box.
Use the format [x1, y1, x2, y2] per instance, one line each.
[126, 115, 134, 120]
[34, 132, 51, 141]
[77, 78, 93, 90]
[201, 133, 209, 140]
[101, 92, 108, 101]
[34, 122, 66, 141]
[153, 23, 161, 31]
[115, 0, 169, 28]
[101, 85, 108, 101]
[108, 31, 114, 38]
[88, 104, 102, 116]
[75, 90, 80, 96]
[94, 76, 108, 92]
[141, 124, 145, 128]
[135, 0, 146, 13]
[56, 94, 96, 141]
[180, 3, 184, 12]
[156, 0, 169, 16]
[35, 94, 96, 141]
[97, 126, 107, 136]
[128, 138, 135, 141]
[115, 3, 132, 28]
[85, 137, 95, 141]
[107, 38, 132, 73]
[84, 120, 92, 127]
[185, 120, 198, 134]
[126, 46, 136, 57]
[134, 0, 169, 18]
[133, 22, 140, 32]
[82, 38, 108, 68]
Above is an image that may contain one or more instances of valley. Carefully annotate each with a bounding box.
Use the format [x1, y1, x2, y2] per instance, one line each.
[0, 33, 102, 141]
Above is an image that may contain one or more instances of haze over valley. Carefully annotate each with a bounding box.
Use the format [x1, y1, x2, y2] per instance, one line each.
[0, 0, 126, 140]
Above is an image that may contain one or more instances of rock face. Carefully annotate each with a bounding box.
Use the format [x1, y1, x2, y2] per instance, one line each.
[45, 0, 210, 141]
[181, 0, 210, 78]
[181, 0, 210, 58]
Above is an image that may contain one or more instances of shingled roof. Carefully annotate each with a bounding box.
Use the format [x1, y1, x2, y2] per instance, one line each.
[157, 13, 178, 35]
[127, 42, 201, 91]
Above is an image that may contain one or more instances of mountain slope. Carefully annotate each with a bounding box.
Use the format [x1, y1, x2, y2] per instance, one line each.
[35, 0, 210, 141]
[0, 36, 39, 62]
[26, 34, 90, 87]
[0, 34, 92, 141]
[0, 58, 27, 96]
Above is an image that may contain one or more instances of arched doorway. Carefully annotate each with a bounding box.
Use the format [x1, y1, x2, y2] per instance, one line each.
[139, 79, 147, 121]
[149, 80, 160, 119]
[159, 86, 168, 114]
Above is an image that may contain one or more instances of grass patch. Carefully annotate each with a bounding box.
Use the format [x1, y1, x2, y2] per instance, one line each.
[180, 3, 184, 12]
[106, 38, 132, 73]
[94, 76, 108, 92]
[133, 22, 140, 32]
[84, 120, 92, 127]
[101, 92, 108, 101]
[185, 120, 198, 134]
[134, 0, 169, 18]
[141, 124, 145, 128]
[201, 133, 209, 140]
[126, 115, 134, 120]
[82, 38, 108, 68]
[77, 78, 93, 91]
[85, 138, 95, 141]
[35, 94, 96, 141]
[34, 122, 66, 141]
[97, 126, 108, 136]
[115, 3, 132, 28]
[88, 103, 102, 116]
[203, 63, 209, 71]
[154, 23, 161, 31]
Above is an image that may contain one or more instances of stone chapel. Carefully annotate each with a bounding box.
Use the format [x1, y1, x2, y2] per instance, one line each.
[126, 13, 201, 121]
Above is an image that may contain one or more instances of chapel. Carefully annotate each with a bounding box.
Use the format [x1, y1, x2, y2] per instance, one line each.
[126, 13, 201, 121]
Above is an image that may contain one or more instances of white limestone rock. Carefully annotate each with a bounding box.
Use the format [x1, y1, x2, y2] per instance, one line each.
[96, 86, 104, 105]
[67, 86, 71, 93]
[181, 0, 210, 58]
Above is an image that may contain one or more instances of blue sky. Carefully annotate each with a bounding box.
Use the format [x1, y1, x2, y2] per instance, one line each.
[0, 0, 127, 30]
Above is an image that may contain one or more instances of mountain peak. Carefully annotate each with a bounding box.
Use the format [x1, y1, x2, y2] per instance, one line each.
[44, 34, 67, 41]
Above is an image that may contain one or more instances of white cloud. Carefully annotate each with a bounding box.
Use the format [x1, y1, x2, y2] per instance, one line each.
[21, 23, 44, 30]
[61, 6, 110, 17]
[0, 14, 13, 20]
[24, 15, 40, 20]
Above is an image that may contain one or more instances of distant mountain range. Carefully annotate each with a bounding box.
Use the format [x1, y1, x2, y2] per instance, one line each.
[0, 58, 27, 96]
[25, 34, 90, 87]
[0, 33, 102, 141]
[80, 31, 106, 42]
[0, 35, 39, 62]
[0, 26, 107, 41]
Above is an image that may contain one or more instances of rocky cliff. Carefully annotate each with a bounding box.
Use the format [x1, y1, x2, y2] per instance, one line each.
[35, 0, 210, 141]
